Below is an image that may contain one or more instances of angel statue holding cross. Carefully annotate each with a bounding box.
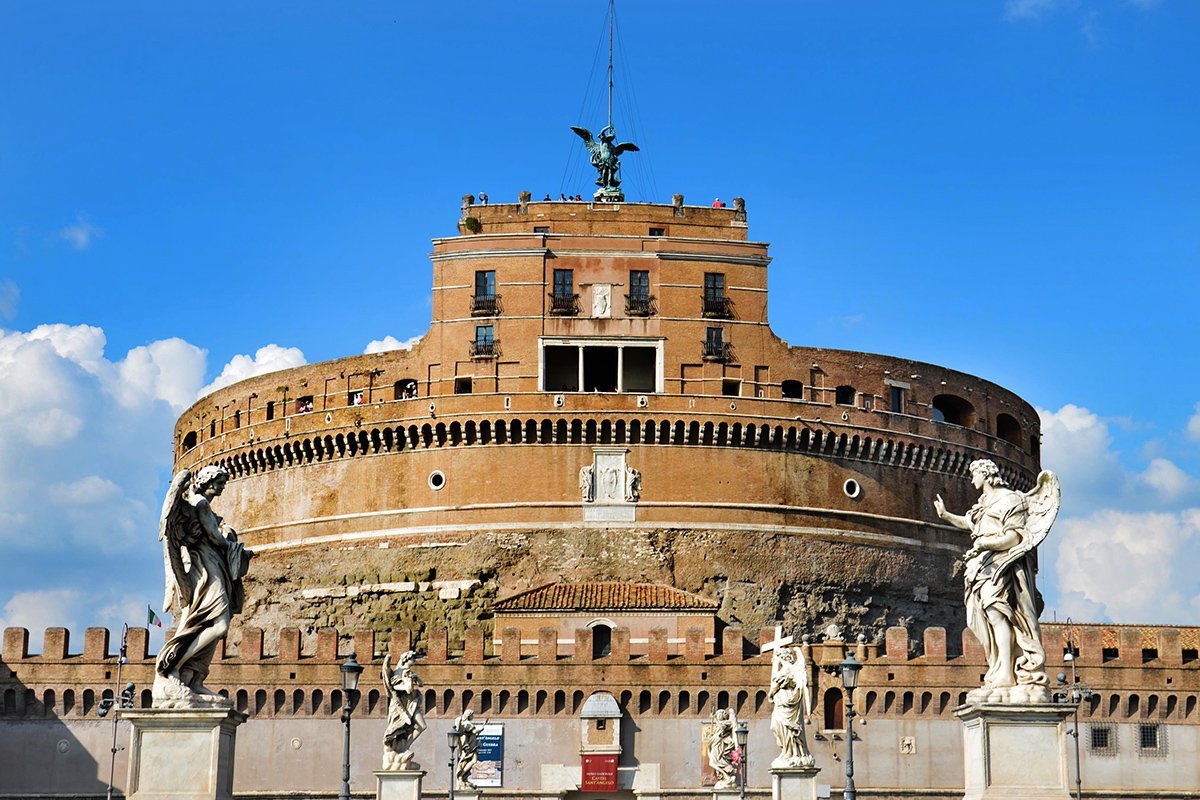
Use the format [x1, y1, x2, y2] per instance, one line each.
[935, 459, 1061, 704]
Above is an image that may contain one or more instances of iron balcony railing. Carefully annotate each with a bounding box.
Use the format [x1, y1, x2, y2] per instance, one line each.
[702, 296, 733, 319]
[548, 292, 580, 315]
[624, 294, 656, 317]
[701, 340, 733, 362]
[469, 340, 500, 358]
[470, 293, 501, 316]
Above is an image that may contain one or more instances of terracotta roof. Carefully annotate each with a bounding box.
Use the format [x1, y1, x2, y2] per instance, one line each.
[494, 582, 719, 612]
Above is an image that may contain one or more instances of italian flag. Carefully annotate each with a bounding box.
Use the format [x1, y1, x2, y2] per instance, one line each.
[147, 606, 163, 628]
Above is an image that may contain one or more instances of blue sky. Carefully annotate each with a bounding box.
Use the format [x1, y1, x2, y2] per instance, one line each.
[1, 1, 1198, 645]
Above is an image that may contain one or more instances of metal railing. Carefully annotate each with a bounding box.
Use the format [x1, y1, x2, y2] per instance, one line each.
[470, 294, 501, 316]
[702, 296, 733, 318]
[548, 293, 580, 315]
[701, 340, 733, 361]
[624, 294, 655, 317]
[469, 340, 500, 358]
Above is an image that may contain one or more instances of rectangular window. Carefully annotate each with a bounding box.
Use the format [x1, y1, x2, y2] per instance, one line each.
[475, 325, 494, 344]
[890, 386, 905, 413]
[348, 390, 364, 406]
[722, 379, 741, 397]
[454, 377, 473, 395]
[1088, 724, 1117, 757]
[704, 272, 726, 300]
[1137, 724, 1166, 756]
[533, 225, 550, 234]
[265, 401, 276, 421]
[296, 395, 314, 414]
[630, 270, 650, 299]
[706, 327, 724, 346]
[553, 269, 573, 297]
[232, 410, 241, 428]
[648, 227, 665, 237]
[475, 270, 495, 297]
[1102, 647, 1119, 662]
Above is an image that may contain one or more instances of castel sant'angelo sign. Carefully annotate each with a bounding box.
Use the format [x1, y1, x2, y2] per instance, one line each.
[2, 12, 1198, 800]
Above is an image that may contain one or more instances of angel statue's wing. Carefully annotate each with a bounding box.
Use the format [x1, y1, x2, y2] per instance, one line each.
[613, 141, 640, 156]
[158, 469, 192, 612]
[991, 470, 1060, 578]
[794, 646, 814, 717]
[382, 652, 393, 687]
[570, 126, 600, 156]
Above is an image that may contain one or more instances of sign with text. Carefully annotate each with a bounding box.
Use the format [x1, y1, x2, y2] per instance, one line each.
[581, 754, 619, 793]
[470, 723, 504, 788]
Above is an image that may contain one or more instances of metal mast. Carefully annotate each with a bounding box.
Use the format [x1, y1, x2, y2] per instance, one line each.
[607, 0, 614, 129]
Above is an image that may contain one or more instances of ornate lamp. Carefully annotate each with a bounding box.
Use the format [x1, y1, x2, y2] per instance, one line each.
[839, 653, 863, 800]
[338, 653, 364, 800]
[734, 721, 749, 800]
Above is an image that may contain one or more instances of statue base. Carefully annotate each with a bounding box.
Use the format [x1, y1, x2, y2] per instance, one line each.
[455, 789, 481, 800]
[375, 769, 425, 800]
[593, 188, 624, 203]
[120, 707, 246, 800]
[770, 766, 820, 800]
[712, 785, 741, 800]
[955, 702, 1073, 800]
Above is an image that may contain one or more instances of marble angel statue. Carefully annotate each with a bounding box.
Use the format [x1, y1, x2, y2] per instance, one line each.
[935, 458, 1060, 704]
[382, 650, 427, 770]
[153, 466, 253, 708]
[708, 707, 740, 789]
[453, 709, 482, 789]
[768, 645, 815, 768]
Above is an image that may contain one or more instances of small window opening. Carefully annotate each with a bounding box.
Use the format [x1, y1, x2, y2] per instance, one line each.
[597, 718, 607, 730]
[1142, 648, 1158, 663]
[209, 421, 216, 438]
[295, 395, 314, 414]
[454, 377, 473, 395]
[781, 380, 803, 399]
[890, 386, 904, 413]
[182, 431, 197, 451]
[835, 385, 856, 406]
[931, 394, 976, 427]
[1102, 647, 1119, 662]
[265, 401, 275, 421]
[648, 227, 665, 236]
[394, 379, 418, 400]
[823, 688, 844, 730]
[996, 413, 1022, 446]
[592, 624, 613, 658]
[1182, 648, 1198, 663]
[348, 390, 364, 406]
[533, 225, 550, 234]
[722, 379, 740, 397]
[232, 410, 240, 428]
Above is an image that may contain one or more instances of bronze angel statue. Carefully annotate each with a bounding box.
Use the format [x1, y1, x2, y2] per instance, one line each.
[153, 466, 253, 708]
[935, 459, 1060, 704]
[570, 124, 639, 200]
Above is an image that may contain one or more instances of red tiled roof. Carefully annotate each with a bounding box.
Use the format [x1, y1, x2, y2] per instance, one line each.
[494, 582, 719, 612]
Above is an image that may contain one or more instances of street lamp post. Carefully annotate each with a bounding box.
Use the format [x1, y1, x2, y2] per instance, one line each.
[839, 653, 863, 800]
[338, 653, 364, 800]
[447, 723, 462, 800]
[1055, 621, 1093, 800]
[734, 721, 749, 800]
[97, 624, 131, 800]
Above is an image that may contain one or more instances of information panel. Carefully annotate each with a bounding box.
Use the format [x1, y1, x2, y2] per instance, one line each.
[470, 723, 504, 788]
[581, 754, 619, 793]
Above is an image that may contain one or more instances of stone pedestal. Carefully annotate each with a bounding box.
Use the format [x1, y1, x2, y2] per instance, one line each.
[120, 708, 246, 800]
[712, 786, 741, 800]
[955, 702, 1073, 800]
[375, 769, 425, 800]
[455, 790, 481, 800]
[771, 767, 820, 800]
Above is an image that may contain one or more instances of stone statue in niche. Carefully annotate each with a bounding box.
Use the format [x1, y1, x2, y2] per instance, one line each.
[708, 707, 740, 789]
[599, 465, 621, 501]
[624, 467, 641, 503]
[579, 465, 594, 503]
[768, 645, 815, 768]
[934, 458, 1060, 704]
[382, 650, 426, 770]
[454, 709, 481, 789]
[153, 466, 253, 708]
[592, 283, 612, 318]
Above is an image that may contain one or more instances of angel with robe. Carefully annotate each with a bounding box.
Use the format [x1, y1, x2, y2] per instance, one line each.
[153, 466, 252, 708]
[935, 459, 1060, 704]
[768, 645, 815, 768]
[570, 124, 639, 195]
[382, 649, 426, 770]
[708, 707, 740, 789]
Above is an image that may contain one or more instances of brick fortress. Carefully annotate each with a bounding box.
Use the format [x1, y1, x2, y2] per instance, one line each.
[2, 198, 1196, 798]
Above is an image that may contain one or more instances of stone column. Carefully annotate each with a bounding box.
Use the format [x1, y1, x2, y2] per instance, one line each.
[375, 769, 425, 800]
[121, 708, 246, 800]
[955, 703, 1073, 800]
[770, 766, 820, 800]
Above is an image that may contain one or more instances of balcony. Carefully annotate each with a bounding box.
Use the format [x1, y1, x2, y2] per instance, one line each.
[469, 340, 500, 359]
[548, 292, 580, 316]
[624, 294, 656, 317]
[471, 293, 501, 316]
[701, 340, 733, 362]
[702, 296, 733, 319]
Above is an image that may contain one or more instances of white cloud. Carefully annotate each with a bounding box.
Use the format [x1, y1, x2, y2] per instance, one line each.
[1005, 0, 1067, 20]
[199, 344, 306, 397]
[364, 335, 422, 354]
[0, 589, 83, 636]
[1055, 509, 1200, 624]
[1187, 402, 1200, 442]
[59, 215, 104, 251]
[0, 280, 17, 319]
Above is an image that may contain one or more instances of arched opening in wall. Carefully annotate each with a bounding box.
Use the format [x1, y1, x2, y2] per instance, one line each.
[736, 690, 748, 714]
[863, 691, 877, 715]
[678, 691, 691, 714]
[1164, 695, 1176, 719]
[367, 689, 380, 715]
[140, 689, 152, 709]
[782, 380, 803, 399]
[443, 690, 455, 714]
[1086, 694, 1101, 716]
[517, 690, 529, 714]
[697, 691, 710, 714]
[572, 691, 584, 714]
[61, 689, 75, 716]
[535, 690, 547, 714]
[498, 690, 510, 713]
[629, 420, 641, 444]
[41, 689, 55, 716]
[600, 420, 612, 444]
[823, 688, 844, 730]
[1107, 695, 1119, 717]
[717, 690, 729, 710]
[461, 689, 474, 714]
[425, 689, 437, 714]
[540, 419, 552, 443]
[901, 691, 914, 714]
[883, 691, 895, 714]
[702, 422, 714, 446]
[996, 413, 1022, 446]
[657, 691, 670, 714]
[1128, 694, 1140, 717]
[252, 689, 265, 715]
[931, 394, 976, 427]
[1030, 434, 1040, 458]
[509, 419, 522, 443]
[311, 689, 324, 715]
[570, 419, 583, 444]
[479, 421, 492, 445]
[591, 623, 613, 658]
[449, 422, 462, 445]
[236, 690, 249, 713]
[615, 420, 626, 444]
[82, 689, 94, 715]
[835, 385, 856, 406]
[182, 431, 197, 451]
[753, 690, 767, 713]
[554, 690, 566, 714]
[1146, 695, 1159, 718]
[394, 379, 418, 400]
[274, 689, 285, 714]
[555, 419, 568, 443]
[292, 689, 304, 715]
[480, 690, 492, 714]
[687, 421, 700, 445]
[938, 692, 951, 713]
[639, 691, 651, 715]
[1185, 696, 1197, 719]
[919, 691, 933, 713]
[585, 419, 598, 444]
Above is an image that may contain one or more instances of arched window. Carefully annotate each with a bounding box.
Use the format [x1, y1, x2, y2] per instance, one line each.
[996, 413, 1022, 446]
[835, 385, 856, 406]
[394, 379, 418, 400]
[823, 688, 844, 730]
[182, 431, 197, 451]
[931, 394, 975, 427]
[591, 622, 613, 659]
[782, 380, 803, 399]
